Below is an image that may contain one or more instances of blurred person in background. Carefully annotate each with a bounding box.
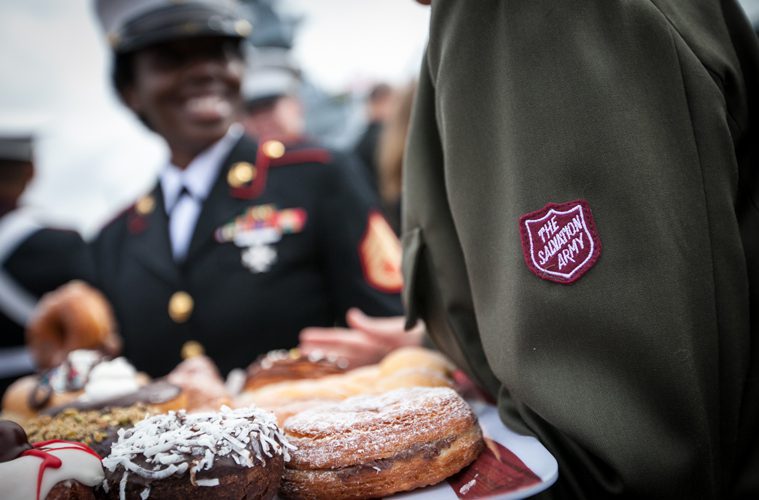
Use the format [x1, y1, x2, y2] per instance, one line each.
[239, 48, 424, 367]
[0, 134, 95, 392]
[240, 47, 305, 140]
[27, 0, 409, 378]
[404, 0, 759, 497]
[353, 82, 394, 194]
[375, 81, 416, 235]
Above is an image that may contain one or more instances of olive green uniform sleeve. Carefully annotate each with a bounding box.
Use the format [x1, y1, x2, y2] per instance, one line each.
[402, 0, 759, 497]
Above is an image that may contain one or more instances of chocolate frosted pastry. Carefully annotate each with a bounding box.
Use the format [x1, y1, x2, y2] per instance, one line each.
[24, 404, 157, 457]
[43, 381, 185, 416]
[101, 406, 293, 500]
[244, 349, 348, 392]
[0, 419, 104, 500]
[280, 387, 484, 500]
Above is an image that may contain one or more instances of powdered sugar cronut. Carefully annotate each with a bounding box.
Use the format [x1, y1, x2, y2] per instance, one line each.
[284, 387, 477, 469]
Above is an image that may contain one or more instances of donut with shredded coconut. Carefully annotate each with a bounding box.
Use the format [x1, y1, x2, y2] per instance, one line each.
[280, 387, 483, 499]
[100, 406, 293, 500]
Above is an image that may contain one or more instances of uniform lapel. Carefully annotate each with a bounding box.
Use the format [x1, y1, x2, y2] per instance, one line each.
[129, 186, 181, 285]
[184, 135, 261, 263]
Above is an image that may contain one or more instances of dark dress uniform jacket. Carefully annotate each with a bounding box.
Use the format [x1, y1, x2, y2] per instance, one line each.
[402, 1, 759, 498]
[92, 135, 403, 378]
[0, 220, 94, 392]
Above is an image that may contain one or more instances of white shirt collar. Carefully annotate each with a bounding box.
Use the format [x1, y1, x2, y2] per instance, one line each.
[160, 124, 244, 212]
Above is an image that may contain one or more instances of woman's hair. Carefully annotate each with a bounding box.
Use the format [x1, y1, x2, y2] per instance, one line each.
[0, 159, 34, 206]
[377, 81, 416, 207]
[111, 51, 149, 129]
[112, 52, 136, 96]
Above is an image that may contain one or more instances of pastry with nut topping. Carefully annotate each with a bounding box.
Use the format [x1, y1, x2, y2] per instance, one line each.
[23, 404, 157, 457]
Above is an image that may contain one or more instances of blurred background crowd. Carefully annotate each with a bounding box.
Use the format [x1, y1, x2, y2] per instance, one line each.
[0, 0, 430, 237]
[3, 0, 759, 238]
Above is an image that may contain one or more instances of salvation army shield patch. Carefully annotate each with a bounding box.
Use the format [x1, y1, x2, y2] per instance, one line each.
[519, 200, 601, 284]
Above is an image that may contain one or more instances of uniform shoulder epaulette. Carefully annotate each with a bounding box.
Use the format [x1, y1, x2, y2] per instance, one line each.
[257, 138, 333, 168]
[229, 139, 334, 200]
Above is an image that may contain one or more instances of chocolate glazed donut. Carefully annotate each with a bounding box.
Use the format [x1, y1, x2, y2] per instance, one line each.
[280, 387, 484, 499]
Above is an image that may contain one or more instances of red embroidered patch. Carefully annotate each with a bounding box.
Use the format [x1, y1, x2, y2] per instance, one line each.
[519, 200, 601, 284]
[359, 211, 403, 293]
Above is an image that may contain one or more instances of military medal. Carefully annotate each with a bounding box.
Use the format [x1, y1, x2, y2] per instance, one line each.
[241, 245, 278, 273]
[216, 204, 307, 273]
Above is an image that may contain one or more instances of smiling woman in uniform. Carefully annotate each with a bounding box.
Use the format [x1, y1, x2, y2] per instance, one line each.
[26, 0, 413, 378]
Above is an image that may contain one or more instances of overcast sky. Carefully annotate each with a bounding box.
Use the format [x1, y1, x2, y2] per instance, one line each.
[284, 0, 430, 92]
[0, 0, 430, 236]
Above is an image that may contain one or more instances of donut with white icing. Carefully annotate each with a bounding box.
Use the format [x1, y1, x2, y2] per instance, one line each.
[280, 387, 483, 499]
[2, 350, 153, 420]
[0, 420, 104, 500]
[101, 406, 293, 500]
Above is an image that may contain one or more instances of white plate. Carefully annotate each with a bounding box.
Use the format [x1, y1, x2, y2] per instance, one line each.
[390, 399, 558, 500]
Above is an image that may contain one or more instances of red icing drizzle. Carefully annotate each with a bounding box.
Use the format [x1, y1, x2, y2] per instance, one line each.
[21, 440, 102, 500]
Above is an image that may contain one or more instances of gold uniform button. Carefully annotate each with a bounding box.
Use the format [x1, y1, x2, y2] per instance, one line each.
[227, 162, 256, 188]
[135, 195, 155, 215]
[168, 291, 194, 323]
[262, 140, 286, 159]
[181, 340, 205, 360]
